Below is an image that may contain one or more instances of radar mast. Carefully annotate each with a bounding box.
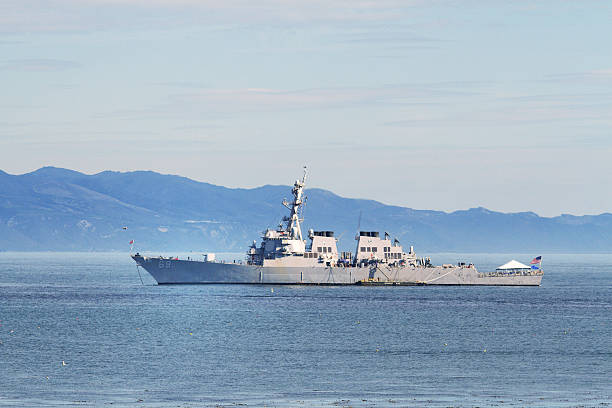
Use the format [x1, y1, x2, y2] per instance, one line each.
[282, 166, 307, 241]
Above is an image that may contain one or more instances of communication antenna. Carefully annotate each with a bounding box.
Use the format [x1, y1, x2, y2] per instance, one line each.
[355, 210, 362, 240]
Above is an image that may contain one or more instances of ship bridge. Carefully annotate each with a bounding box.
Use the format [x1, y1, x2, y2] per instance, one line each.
[303, 230, 338, 260]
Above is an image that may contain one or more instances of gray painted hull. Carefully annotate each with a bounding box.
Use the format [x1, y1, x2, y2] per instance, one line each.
[133, 256, 543, 286]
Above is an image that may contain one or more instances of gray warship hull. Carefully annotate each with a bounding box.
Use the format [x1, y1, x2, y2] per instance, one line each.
[132, 255, 543, 286]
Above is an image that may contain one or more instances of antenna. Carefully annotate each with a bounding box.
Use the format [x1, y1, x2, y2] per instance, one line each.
[353, 210, 363, 265]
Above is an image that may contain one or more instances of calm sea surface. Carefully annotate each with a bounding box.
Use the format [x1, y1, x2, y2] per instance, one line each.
[0, 252, 610, 407]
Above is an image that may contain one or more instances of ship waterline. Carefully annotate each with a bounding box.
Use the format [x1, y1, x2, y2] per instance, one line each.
[131, 167, 543, 286]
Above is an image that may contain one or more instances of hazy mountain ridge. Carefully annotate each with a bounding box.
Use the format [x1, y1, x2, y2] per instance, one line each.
[1, 167, 611, 253]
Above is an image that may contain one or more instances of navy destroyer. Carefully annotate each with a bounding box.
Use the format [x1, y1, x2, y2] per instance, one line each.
[132, 168, 543, 286]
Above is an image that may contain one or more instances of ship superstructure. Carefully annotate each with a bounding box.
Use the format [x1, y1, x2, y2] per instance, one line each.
[245, 168, 418, 269]
[132, 168, 543, 286]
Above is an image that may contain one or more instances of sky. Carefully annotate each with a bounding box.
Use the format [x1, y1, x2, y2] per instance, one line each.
[1, 0, 611, 217]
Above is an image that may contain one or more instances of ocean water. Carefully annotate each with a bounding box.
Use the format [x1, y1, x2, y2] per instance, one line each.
[0, 252, 610, 407]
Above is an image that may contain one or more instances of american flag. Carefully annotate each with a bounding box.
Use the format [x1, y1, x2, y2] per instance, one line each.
[530, 256, 542, 264]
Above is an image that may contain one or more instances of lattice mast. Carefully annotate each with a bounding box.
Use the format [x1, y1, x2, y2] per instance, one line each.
[282, 166, 307, 241]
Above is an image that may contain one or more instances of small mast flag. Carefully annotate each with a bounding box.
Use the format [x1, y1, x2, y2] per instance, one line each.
[129, 240, 134, 245]
[530, 256, 542, 264]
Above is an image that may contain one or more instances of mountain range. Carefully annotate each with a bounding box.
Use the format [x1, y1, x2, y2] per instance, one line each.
[1, 167, 611, 253]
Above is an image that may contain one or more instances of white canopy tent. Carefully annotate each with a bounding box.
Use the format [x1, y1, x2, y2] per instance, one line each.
[496, 260, 531, 271]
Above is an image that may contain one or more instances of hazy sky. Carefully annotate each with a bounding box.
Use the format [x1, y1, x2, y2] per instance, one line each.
[2, 0, 611, 216]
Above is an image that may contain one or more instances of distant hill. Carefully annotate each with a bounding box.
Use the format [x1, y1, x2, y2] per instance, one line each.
[1, 167, 611, 253]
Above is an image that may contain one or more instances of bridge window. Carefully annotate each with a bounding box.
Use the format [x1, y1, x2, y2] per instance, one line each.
[317, 247, 322, 252]
[372, 247, 377, 253]
[328, 247, 332, 252]
[361, 247, 366, 252]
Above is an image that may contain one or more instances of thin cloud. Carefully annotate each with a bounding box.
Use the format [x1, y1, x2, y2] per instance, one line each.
[589, 69, 612, 78]
[0, 0, 429, 34]
[546, 70, 612, 81]
[0, 59, 80, 71]
[169, 83, 483, 113]
[91, 82, 488, 123]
